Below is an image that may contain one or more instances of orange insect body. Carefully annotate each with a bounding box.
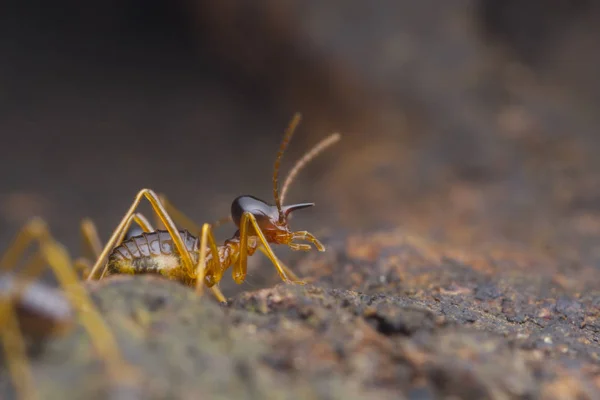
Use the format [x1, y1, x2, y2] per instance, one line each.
[87, 113, 341, 301]
[105, 229, 248, 287]
[105, 194, 318, 287]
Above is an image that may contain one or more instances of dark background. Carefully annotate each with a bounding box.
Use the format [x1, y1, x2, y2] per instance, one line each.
[2, 1, 600, 292]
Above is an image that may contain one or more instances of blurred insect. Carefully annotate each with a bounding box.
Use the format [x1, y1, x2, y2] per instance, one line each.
[0, 219, 138, 400]
[84, 113, 341, 301]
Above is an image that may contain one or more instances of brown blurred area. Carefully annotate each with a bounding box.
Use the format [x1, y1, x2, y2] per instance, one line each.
[2, 0, 600, 281]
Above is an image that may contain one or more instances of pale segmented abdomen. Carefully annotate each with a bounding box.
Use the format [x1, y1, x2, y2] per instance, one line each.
[106, 230, 200, 283]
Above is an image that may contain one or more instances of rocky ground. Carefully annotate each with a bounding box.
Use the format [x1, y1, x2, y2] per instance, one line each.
[2, 1, 600, 399]
[3, 225, 600, 399]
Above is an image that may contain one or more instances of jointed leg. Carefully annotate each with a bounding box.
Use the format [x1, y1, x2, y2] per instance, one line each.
[111, 213, 154, 257]
[81, 213, 154, 262]
[0, 250, 66, 400]
[0, 301, 37, 400]
[154, 194, 227, 301]
[74, 257, 93, 280]
[157, 193, 232, 231]
[195, 223, 226, 303]
[0, 218, 50, 272]
[0, 219, 138, 394]
[154, 194, 196, 232]
[77, 218, 103, 279]
[257, 246, 301, 282]
[235, 212, 306, 285]
[86, 189, 195, 281]
[40, 239, 140, 385]
[291, 231, 325, 252]
[158, 194, 303, 289]
[80, 218, 103, 262]
[79, 213, 154, 280]
[0, 219, 59, 400]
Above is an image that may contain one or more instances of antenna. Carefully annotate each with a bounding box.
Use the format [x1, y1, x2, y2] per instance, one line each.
[280, 132, 341, 204]
[273, 113, 302, 221]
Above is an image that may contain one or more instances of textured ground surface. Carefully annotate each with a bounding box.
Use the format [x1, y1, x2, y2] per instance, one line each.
[2, 1, 600, 399]
[2, 226, 600, 399]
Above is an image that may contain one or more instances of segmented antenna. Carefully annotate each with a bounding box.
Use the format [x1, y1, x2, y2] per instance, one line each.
[273, 113, 302, 221]
[280, 132, 341, 205]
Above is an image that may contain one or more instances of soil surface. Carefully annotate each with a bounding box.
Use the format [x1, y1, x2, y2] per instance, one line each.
[2, 1, 600, 399]
[3, 227, 600, 399]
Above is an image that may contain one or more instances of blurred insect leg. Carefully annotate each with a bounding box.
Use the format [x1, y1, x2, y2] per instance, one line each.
[211, 215, 233, 229]
[0, 217, 52, 272]
[81, 214, 154, 261]
[80, 218, 103, 262]
[110, 213, 155, 262]
[40, 239, 140, 385]
[82, 213, 154, 280]
[257, 246, 303, 283]
[158, 193, 232, 231]
[0, 249, 64, 400]
[0, 252, 49, 400]
[132, 213, 154, 232]
[0, 301, 37, 400]
[11, 252, 48, 294]
[87, 189, 194, 281]
[154, 194, 184, 231]
[158, 193, 224, 231]
[0, 244, 74, 400]
[74, 257, 93, 280]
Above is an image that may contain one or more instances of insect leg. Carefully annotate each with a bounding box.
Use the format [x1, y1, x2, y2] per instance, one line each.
[80, 218, 103, 262]
[87, 189, 194, 281]
[81, 214, 154, 261]
[194, 223, 226, 302]
[157, 193, 232, 231]
[0, 300, 37, 400]
[0, 219, 67, 400]
[235, 212, 305, 285]
[0, 219, 136, 396]
[131, 213, 154, 231]
[291, 231, 325, 251]
[155, 193, 194, 231]
[212, 215, 233, 229]
[257, 246, 302, 282]
[153, 194, 227, 302]
[105, 213, 156, 273]
[74, 257, 93, 279]
[0, 217, 51, 272]
[0, 221, 51, 400]
[40, 239, 140, 386]
[119, 213, 225, 302]
[79, 213, 154, 280]
[0, 250, 70, 400]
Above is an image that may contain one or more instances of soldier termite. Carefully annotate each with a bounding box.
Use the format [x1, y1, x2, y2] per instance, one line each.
[0, 218, 139, 400]
[83, 113, 341, 302]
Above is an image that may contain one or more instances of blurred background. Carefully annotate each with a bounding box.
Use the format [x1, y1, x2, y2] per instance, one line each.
[2, 0, 600, 292]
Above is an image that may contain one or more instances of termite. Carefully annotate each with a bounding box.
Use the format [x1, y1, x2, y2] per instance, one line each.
[83, 113, 341, 302]
[0, 219, 138, 400]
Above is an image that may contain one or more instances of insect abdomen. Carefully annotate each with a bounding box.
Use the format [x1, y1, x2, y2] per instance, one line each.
[106, 230, 199, 281]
